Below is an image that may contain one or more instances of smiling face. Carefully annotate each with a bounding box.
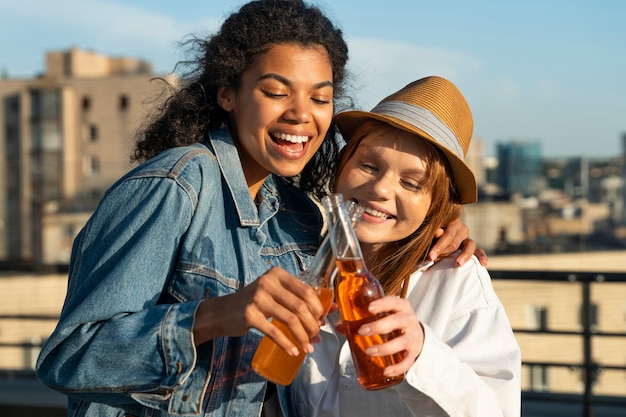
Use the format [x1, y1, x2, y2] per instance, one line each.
[217, 43, 334, 197]
[335, 123, 434, 258]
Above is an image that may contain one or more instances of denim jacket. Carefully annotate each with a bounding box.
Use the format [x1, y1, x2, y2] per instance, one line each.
[36, 127, 322, 416]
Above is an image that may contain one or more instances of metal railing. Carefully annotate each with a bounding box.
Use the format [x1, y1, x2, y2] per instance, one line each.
[1, 269, 626, 416]
[489, 270, 626, 417]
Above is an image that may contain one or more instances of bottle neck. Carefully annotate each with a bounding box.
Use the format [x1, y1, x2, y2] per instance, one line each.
[323, 194, 367, 265]
[357, 241, 379, 268]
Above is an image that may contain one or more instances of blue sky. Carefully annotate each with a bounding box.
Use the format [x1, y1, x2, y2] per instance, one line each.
[1, 0, 625, 158]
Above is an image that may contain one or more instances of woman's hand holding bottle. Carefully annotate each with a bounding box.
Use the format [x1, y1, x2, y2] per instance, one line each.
[359, 296, 425, 377]
[193, 266, 324, 355]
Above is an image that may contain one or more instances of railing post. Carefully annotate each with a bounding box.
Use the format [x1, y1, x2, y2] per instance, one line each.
[581, 274, 594, 417]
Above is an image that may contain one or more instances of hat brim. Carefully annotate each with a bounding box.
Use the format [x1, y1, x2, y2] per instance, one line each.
[335, 110, 478, 204]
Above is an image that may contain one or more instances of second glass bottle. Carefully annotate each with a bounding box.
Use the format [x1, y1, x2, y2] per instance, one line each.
[323, 194, 405, 390]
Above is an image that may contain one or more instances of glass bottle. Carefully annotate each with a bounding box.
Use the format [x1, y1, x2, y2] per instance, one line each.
[322, 194, 405, 390]
[251, 195, 360, 385]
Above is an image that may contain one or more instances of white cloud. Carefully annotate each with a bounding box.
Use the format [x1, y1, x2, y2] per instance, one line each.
[1, 0, 221, 73]
[346, 36, 483, 108]
[3, 0, 218, 43]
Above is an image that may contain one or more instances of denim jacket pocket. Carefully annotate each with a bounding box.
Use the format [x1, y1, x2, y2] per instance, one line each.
[167, 266, 240, 303]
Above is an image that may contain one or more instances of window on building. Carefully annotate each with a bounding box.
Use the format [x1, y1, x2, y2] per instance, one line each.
[23, 336, 44, 370]
[84, 155, 100, 176]
[9, 97, 19, 112]
[529, 365, 549, 391]
[31, 89, 60, 119]
[119, 94, 129, 111]
[90, 124, 99, 142]
[6, 125, 15, 142]
[82, 96, 91, 111]
[525, 305, 548, 331]
[7, 187, 19, 202]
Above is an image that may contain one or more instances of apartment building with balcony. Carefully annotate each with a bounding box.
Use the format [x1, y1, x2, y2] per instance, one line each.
[0, 47, 175, 264]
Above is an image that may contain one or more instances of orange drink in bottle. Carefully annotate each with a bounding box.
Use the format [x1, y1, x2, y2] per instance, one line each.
[324, 194, 404, 390]
[251, 287, 333, 385]
[252, 195, 360, 385]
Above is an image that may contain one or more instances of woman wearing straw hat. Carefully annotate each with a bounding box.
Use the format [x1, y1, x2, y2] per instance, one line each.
[290, 76, 521, 416]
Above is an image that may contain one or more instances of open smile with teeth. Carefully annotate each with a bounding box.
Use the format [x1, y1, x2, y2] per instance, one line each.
[354, 199, 396, 220]
[271, 132, 310, 151]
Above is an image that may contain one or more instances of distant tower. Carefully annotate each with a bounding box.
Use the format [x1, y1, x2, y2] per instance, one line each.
[496, 140, 543, 197]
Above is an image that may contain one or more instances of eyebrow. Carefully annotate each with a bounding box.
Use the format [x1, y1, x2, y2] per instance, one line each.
[259, 73, 334, 90]
[362, 143, 428, 178]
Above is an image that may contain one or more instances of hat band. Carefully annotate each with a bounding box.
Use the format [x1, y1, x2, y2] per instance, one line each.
[371, 101, 464, 159]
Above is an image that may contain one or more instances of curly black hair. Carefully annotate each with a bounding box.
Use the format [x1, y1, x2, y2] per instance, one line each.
[133, 0, 351, 200]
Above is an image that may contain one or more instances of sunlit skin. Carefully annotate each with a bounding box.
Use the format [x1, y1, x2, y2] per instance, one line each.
[335, 126, 484, 266]
[335, 125, 437, 376]
[193, 44, 334, 356]
[336, 126, 433, 261]
[217, 43, 334, 199]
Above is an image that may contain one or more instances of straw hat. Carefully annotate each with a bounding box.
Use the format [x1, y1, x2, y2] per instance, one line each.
[335, 76, 477, 204]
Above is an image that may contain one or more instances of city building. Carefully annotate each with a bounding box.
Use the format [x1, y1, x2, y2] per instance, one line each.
[473, 137, 626, 254]
[0, 47, 176, 264]
[496, 140, 544, 197]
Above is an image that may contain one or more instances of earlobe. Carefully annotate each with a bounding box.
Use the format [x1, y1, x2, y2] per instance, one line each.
[217, 86, 234, 111]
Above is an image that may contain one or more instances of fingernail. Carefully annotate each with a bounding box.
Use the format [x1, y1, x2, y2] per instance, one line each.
[366, 346, 379, 355]
[358, 326, 371, 335]
[306, 343, 314, 354]
[291, 347, 300, 356]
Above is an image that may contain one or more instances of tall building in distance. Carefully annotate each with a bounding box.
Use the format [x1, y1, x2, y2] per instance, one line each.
[0, 48, 176, 264]
[496, 140, 543, 197]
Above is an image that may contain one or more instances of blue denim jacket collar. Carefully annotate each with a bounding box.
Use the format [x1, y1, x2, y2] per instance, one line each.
[210, 127, 260, 226]
[210, 127, 286, 230]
